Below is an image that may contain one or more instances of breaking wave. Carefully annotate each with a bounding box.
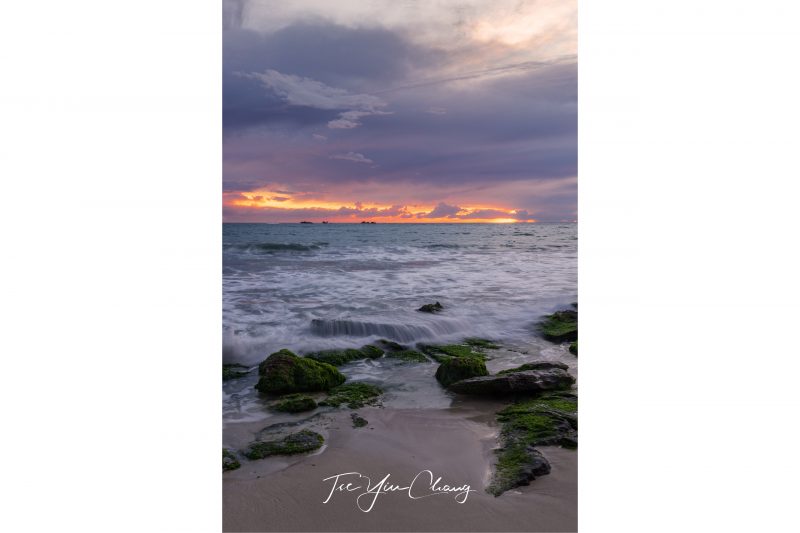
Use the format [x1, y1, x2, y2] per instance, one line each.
[310, 318, 468, 343]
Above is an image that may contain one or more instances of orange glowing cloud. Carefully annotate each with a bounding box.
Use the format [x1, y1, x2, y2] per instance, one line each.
[223, 189, 536, 224]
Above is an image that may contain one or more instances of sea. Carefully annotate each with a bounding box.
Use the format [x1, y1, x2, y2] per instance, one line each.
[223, 222, 577, 424]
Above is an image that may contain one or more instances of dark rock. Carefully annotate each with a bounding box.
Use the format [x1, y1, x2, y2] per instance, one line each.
[497, 361, 569, 375]
[375, 339, 406, 352]
[449, 368, 574, 395]
[569, 341, 578, 356]
[244, 430, 324, 460]
[418, 301, 444, 313]
[435, 357, 489, 387]
[223, 448, 241, 471]
[351, 413, 368, 428]
[255, 349, 345, 394]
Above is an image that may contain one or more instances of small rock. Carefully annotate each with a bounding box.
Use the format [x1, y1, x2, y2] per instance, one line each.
[351, 413, 368, 428]
[244, 430, 324, 460]
[223, 448, 241, 471]
[418, 302, 444, 313]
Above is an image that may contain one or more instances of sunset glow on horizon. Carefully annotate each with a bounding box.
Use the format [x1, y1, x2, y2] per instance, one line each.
[224, 189, 538, 223]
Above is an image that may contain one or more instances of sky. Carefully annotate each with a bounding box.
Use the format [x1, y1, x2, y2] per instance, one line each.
[223, 0, 576, 223]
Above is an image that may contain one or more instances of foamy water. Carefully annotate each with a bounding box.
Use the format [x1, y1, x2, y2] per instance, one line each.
[224, 223, 576, 362]
[223, 223, 577, 425]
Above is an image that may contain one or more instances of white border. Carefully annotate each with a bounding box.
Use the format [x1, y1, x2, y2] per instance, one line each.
[2, 1, 800, 531]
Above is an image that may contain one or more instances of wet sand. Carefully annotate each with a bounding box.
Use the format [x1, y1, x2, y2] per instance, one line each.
[223, 402, 577, 532]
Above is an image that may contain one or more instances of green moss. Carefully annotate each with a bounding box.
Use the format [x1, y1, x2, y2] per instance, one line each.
[464, 338, 500, 349]
[420, 343, 485, 363]
[360, 345, 384, 359]
[223, 363, 249, 381]
[319, 382, 383, 409]
[539, 310, 578, 342]
[499, 395, 578, 417]
[273, 394, 317, 413]
[223, 448, 241, 471]
[255, 349, 346, 394]
[385, 349, 429, 363]
[351, 413, 368, 428]
[305, 348, 364, 366]
[305, 345, 385, 366]
[244, 430, 324, 460]
[435, 357, 489, 387]
[502, 413, 557, 441]
[488, 393, 577, 495]
[488, 443, 533, 496]
[569, 341, 578, 355]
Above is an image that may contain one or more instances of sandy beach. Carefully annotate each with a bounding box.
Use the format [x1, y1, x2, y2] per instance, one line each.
[223, 400, 577, 532]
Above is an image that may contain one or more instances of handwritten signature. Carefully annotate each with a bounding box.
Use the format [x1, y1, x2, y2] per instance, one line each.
[322, 470, 475, 512]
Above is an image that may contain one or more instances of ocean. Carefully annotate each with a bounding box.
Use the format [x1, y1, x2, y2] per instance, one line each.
[223, 222, 577, 423]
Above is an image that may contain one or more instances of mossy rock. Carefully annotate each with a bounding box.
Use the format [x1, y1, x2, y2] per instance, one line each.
[488, 393, 578, 496]
[360, 345, 384, 359]
[223, 363, 249, 381]
[487, 445, 550, 496]
[375, 339, 405, 352]
[319, 382, 383, 409]
[244, 430, 324, 460]
[273, 394, 317, 413]
[305, 344, 384, 366]
[385, 349, 429, 363]
[418, 301, 443, 313]
[497, 361, 569, 375]
[569, 341, 578, 356]
[420, 343, 486, 363]
[538, 310, 578, 343]
[223, 448, 241, 471]
[435, 357, 489, 387]
[464, 338, 500, 349]
[449, 368, 575, 395]
[255, 349, 345, 394]
[351, 413, 368, 428]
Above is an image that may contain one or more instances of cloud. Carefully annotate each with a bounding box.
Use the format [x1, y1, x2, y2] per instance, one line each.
[419, 202, 463, 219]
[243, 69, 389, 129]
[223, 7, 577, 221]
[330, 152, 374, 164]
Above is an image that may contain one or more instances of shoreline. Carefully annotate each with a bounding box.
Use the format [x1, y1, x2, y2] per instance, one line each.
[223, 401, 576, 532]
